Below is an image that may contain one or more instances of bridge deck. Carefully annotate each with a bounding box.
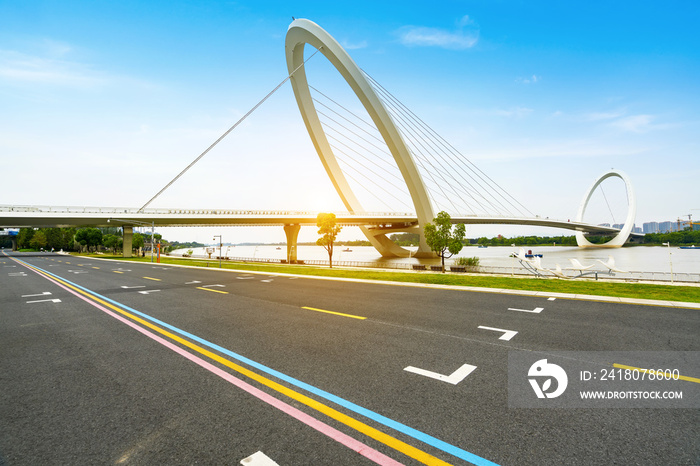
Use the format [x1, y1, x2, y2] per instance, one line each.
[0, 205, 637, 236]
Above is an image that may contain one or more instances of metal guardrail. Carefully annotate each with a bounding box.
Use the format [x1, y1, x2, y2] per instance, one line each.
[0, 205, 415, 217]
[173, 254, 699, 283]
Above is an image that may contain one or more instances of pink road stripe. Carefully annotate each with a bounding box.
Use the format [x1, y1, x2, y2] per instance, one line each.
[21, 263, 404, 466]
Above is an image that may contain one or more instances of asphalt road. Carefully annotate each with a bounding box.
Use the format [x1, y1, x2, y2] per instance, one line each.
[1, 250, 698, 465]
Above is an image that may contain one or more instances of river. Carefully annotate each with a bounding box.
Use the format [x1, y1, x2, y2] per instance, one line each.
[172, 244, 698, 276]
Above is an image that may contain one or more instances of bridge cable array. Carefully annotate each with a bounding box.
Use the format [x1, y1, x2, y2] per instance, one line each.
[307, 70, 535, 218]
[137, 48, 323, 213]
[364, 71, 535, 218]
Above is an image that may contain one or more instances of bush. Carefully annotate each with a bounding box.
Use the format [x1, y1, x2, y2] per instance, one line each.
[454, 256, 480, 267]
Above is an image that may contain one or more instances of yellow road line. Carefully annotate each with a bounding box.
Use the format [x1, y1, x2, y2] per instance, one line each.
[613, 363, 700, 384]
[26, 265, 446, 465]
[92, 267, 100, 270]
[113, 271, 124, 274]
[196, 287, 229, 295]
[301, 306, 366, 320]
[143, 276, 161, 281]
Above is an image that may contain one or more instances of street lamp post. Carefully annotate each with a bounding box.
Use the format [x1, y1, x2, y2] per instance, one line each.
[213, 235, 222, 268]
[662, 242, 674, 283]
[108, 218, 155, 262]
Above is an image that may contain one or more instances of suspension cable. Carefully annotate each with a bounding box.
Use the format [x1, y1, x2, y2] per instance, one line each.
[138, 48, 323, 212]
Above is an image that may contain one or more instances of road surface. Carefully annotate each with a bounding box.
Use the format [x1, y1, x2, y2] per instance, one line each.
[1, 251, 698, 465]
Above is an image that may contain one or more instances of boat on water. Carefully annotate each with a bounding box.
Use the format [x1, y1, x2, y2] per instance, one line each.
[342, 248, 352, 252]
[477, 245, 488, 248]
[524, 249, 543, 258]
[679, 245, 698, 249]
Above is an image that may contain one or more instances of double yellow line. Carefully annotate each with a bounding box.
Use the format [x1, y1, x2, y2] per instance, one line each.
[18, 260, 455, 466]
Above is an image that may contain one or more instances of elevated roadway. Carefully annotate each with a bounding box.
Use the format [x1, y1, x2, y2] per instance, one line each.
[0, 205, 642, 259]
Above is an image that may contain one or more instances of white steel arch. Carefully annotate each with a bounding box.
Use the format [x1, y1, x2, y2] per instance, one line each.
[285, 19, 435, 257]
[575, 169, 637, 248]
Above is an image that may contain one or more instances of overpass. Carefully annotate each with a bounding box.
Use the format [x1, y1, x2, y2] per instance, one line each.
[0, 205, 641, 261]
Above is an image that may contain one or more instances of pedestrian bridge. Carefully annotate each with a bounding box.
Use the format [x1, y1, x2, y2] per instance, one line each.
[0, 19, 643, 260]
[0, 205, 642, 261]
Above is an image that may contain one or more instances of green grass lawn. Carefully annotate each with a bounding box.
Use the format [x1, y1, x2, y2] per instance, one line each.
[74, 253, 700, 304]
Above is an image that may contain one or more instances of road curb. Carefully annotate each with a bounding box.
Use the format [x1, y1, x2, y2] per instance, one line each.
[78, 254, 700, 310]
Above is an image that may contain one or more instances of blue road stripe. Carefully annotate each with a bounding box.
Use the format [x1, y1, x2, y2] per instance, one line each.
[22, 258, 498, 466]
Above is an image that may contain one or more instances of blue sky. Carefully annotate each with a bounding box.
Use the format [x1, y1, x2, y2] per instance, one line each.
[1, 1, 698, 243]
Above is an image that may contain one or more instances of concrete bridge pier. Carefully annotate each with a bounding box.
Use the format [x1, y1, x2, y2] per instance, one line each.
[284, 224, 300, 263]
[122, 226, 133, 258]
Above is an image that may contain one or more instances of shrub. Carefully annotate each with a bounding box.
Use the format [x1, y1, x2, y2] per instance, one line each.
[454, 256, 480, 267]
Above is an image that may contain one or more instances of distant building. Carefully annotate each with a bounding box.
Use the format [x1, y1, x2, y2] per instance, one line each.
[612, 223, 624, 230]
[633, 226, 642, 234]
[658, 221, 674, 233]
[643, 222, 659, 234]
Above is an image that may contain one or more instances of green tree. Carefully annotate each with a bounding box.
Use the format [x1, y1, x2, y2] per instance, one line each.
[316, 213, 342, 268]
[29, 230, 48, 251]
[17, 228, 34, 249]
[103, 234, 122, 254]
[133, 233, 145, 256]
[75, 228, 103, 253]
[423, 211, 466, 272]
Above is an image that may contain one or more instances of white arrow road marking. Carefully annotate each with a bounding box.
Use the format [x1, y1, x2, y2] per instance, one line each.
[260, 279, 273, 283]
[508, 307, 544, 313]
[240, 451, 279, 466]
[68, 270, 88, 274]
[201, 284, 225, 288]
[236, 276, 254, 280]
[548, 297, 557, 301]
[9, 272, 27, 277]
[121, 285, 146, 289]
[478, 326, 518, 341]
[22, 292, 52, 298]
[404, 363, 477, 385]
[27, 299, 62, 304]
[138, 290, 161, 295]
[185, 280, 202, 285]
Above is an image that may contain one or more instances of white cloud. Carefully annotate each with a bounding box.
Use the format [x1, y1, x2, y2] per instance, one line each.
[516, 75, 540, 84]
[492, 107, 534, 118]
[584, 109, 626, 121]
[457, 15, 475, 27]
[474, 139, 652, 161]
[341, 39, 368, 50]
[609, 114, 654, 133]
[396, 16, 479, 50]
[0, 49, 106, 87]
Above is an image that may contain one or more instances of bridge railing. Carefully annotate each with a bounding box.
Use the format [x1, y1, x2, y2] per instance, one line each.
[0, 205, 415, 217]
[173, 253, 698, 283]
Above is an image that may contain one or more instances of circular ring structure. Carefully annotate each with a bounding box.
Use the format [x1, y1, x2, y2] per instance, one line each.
[285, 19, 435, 257]
[575, 169, 636, 248]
